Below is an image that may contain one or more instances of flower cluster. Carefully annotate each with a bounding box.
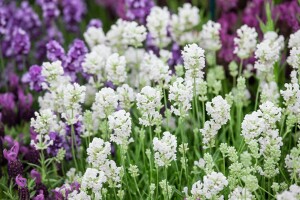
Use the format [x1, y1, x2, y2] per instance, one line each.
[86, 137, 122, 191]
[234, 25, 258, 59]
[200, 20, 222, 52]
[108, 110, 133, 148]
[241, 101, 283, 178]
[170, 3, 200, 45]
[168, 78, 193, 117]
[136, 86, 162, 126]
[146, 7, 170, 48]
[191, 172, 228, 199]
[200, 96, 231, 148]
[92, 87, 118, 120]
[1, 1, 300, 200]
[182, 43, 206, 95]
[153, 131, 177, 167]
[254, 32, 283, 78]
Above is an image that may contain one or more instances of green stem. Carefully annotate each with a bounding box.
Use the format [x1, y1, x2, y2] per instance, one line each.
[133, 177, 143, 198]
[165, 167, 169, 200]
[201, 101, 205, 127]
[121, 148, 132, 199]
[71, 124, 79, 170]
[254, 81, 260, 110]
[282, 130, 291, 140]
[237, 139, 245, 153]
[149, 126, 153, 144]
[229, 116, 235, 144]
[195, 94, 200, 126]
[259, 186, 275, 198]
[179, 119, 188, 185]
[175, 162, 181, 189]
[192, 80, 196, 122]
[40, 150, 46, 182]
[149, 149, 153, 187]
[140, 126, 145, 165]
[236, 105, 242, 138]
[193, 78, 200, 126]
[156, 167, 159, 199]
[61, 160, 65, 176]
[113, 187, 117, 199]
[238, 59, 243, 77]
[279, 114, 286, 136]
[233, 76, 236, 88]
[222, 156, 226, 175]
[163, 88, 169, 131]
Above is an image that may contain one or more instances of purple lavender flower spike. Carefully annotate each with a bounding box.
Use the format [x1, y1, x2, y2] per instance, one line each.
[242, 0, 265, 31]
[66, 39, 88, 66]
[35, 26, 64, 62]
[64, 39, 88, 80]
[16, 175, 30, 200]
[16, 174, 27, 187]
[14, 2, 42, 38]
[11, 28, 31, 56]
[3, 141, 19, 162]
[52, 181, 80, 200]
[22, 65, 44, 92]
[46, 40, 66, 62]
[273, 0, 300, 32]
[88, 19, 102, 28]
[0, 6, 9, 35]
[71, 181, 80, 191]
[117, 0, 154, 24]
[168, 43, 182, 68]
[4, 141, 23, 180]
[37, 0, 60, 25]
[47, 132, 63, 157]
[31, 169, 42, 184]
[217, 12, 238, 63]
[218, 13, 237, 34]
[47, 131, 73, 160]
[218, 33, 236, 63]
[1, 38, 13, 57]
[61, 0, 86, 32]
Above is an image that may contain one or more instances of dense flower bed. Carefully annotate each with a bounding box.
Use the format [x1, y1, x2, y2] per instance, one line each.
[0, 0, 300, 199]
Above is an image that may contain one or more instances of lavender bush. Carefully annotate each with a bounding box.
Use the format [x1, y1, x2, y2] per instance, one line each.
[1, 0, 300, 199]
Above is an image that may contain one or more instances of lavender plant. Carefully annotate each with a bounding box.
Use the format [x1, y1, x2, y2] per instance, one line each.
[1, 1, 300, 200]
